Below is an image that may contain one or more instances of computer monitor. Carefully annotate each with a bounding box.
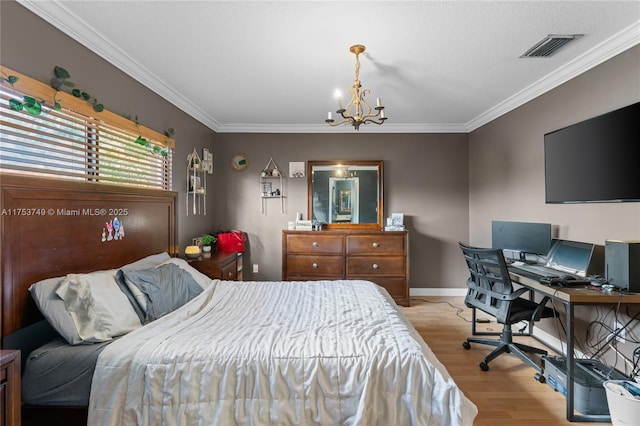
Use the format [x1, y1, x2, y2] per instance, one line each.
[545, 239, 604, 277]
[491, 220, 552, 262]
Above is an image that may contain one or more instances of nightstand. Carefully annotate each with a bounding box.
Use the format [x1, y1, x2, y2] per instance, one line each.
[1, 350, 21, 426]
[187, 251, 238, 280]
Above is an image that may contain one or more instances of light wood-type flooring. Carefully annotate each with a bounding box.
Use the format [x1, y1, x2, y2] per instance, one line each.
[401, 297, 607, 426]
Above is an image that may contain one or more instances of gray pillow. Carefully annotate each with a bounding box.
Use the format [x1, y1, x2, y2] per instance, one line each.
[119, 263, 203, 323]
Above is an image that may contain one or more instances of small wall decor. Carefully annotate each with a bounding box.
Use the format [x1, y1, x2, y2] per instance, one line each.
[230, 153, 248, 171]
[203, 148, 213, 174]
[289, 161, 305, 178]
[101, 217, 125, 242]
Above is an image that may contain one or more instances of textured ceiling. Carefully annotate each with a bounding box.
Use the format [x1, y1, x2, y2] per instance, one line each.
[18, 1, 640, 133]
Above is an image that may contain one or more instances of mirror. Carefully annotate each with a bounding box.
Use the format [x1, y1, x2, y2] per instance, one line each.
[307, 160, 383, 230]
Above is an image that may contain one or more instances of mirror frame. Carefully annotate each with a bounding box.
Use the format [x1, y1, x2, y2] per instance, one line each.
[307, 160, 384, 230]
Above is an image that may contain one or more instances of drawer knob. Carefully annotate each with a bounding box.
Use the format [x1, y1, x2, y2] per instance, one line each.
[312, 263, 318, 268]
[372, 263, 379, 269]
[312, 242, 319, 247]
[228, 271, 234, 277]
[372, 242, 379, 248]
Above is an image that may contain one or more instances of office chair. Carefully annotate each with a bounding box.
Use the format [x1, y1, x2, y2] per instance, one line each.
[459, 243, 556, 382]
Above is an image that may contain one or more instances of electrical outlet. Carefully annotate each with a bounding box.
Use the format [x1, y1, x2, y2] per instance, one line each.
[611, 320, 626, 343]
[253, 264, 259, 273]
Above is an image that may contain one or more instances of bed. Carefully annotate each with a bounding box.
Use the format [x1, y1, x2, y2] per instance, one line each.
[1, 173, 477, 425]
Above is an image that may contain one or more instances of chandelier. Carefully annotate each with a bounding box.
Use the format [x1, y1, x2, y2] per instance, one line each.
[325, 44, 387, 131]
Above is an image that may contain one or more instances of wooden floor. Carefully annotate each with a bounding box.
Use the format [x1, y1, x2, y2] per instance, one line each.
[401, 297, 608, 426]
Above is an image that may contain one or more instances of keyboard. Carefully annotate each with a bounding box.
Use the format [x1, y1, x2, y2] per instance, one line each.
[510, 262, 561, 277]
[510, 262, 591, 287]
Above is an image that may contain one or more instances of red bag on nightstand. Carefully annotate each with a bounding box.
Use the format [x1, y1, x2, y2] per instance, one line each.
[217, 230, 246, 253]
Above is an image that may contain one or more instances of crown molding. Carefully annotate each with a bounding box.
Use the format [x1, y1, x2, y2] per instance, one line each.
[17, 0, 223, 132]
[466, 21, 640, 132]
[19, 1, 638, 134]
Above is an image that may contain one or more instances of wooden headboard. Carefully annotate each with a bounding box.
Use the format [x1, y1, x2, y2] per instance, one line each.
[1, 173, 177, 342]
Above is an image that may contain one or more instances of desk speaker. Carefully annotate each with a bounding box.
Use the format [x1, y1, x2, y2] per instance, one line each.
[605, 240, 640, 293]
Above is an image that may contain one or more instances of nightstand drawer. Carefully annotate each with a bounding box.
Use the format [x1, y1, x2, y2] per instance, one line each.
[1, 350, 21, 426]
[187, 251, 238, 280]
[220, 259, 237, 280]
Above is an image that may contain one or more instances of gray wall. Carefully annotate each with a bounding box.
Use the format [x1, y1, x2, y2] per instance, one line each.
[469, 45, 640, 246]
[468, 45, 640, 368]
[212, 133, 470, 286]
[0, 1, 219, 252]
[1, 1, 470, 289]
[4, 0, 640, 368]
[3, 0, 639, 296]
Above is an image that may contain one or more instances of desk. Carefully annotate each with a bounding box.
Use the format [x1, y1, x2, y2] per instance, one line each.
[509, 269, 640, 423]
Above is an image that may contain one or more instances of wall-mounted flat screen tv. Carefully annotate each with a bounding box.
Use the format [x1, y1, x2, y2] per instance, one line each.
[544, 102, 639, 203]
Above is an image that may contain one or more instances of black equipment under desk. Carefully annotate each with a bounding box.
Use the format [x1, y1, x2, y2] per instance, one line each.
[508, 268, 640, 423]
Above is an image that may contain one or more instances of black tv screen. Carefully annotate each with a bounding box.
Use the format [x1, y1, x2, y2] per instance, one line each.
[544, 102, 639, 203]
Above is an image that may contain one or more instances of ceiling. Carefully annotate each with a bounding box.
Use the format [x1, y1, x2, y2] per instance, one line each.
[18, 1, 640, 133]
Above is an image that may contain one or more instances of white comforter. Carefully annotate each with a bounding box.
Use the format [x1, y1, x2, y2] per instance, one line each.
[89, 280, 477, 425]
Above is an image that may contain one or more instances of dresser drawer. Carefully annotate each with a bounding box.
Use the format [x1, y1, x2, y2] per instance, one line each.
[346, 256, 405, 276]
[286, 234, 344, 254]
[286, 255, 345, 276]
[346, 234, 405, 255]
[365, 277, 407, 298]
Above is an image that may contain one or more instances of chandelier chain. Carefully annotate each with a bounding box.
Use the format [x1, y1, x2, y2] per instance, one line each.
[354, 51, 361, 85]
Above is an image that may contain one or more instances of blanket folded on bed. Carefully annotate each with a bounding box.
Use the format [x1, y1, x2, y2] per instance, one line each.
[89, 280, 477, 425]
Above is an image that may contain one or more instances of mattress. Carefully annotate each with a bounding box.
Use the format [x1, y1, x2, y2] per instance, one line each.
[22, 337, 111, 406]
[89, 279, 477, 425]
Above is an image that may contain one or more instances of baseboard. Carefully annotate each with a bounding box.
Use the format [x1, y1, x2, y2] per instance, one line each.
[410, 287, 468, 297]
[532, 326, 583, 359]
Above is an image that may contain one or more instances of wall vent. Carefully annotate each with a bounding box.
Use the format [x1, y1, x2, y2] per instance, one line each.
[520, 34, 583, 58]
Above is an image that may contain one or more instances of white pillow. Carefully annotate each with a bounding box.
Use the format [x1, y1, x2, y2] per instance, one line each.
[29, 276, 86, 345]
[29, 252, 171, 345]
[55, 270, 142, 343]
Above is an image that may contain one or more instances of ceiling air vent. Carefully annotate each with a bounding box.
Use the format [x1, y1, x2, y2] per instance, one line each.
[520, 34, 583, 58]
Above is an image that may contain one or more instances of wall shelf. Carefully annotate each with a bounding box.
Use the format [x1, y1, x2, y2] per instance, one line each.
[260, 157, 285, 214]
[187, 148, 206, 215]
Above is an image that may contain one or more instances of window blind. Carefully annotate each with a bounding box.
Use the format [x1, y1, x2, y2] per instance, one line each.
[0, 66, 173, 190]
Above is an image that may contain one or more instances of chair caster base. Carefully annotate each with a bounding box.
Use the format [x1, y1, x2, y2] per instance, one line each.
[479, 362, 489, 371]
[462, 341, 471, 350]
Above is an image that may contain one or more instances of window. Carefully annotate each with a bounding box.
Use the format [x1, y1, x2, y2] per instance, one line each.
[0, 66, 173, 190]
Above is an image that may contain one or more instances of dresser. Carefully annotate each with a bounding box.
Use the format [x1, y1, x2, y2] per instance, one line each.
[187, 251, 238, 280]
[282, 230, 409, 306]
[1, 350, 20, 426]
